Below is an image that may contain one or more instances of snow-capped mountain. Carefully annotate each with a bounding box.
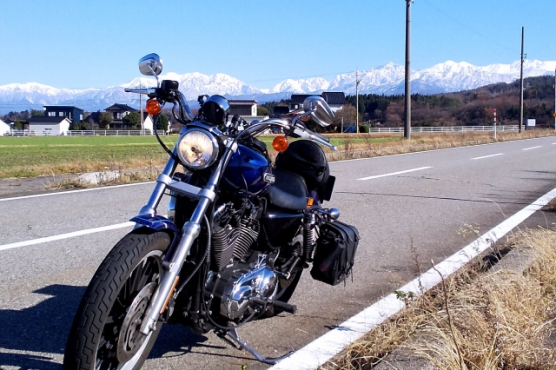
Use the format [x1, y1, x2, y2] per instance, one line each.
[1, 59, 555, 114]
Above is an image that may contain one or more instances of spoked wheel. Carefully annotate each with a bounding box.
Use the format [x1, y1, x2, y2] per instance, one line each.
[64, 229, 171, 370]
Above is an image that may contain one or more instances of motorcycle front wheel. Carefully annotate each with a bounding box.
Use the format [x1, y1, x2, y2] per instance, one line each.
[64, 229, 171, 370]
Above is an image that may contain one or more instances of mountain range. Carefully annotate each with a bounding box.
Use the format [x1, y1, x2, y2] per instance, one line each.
[0, 59, 555, 114]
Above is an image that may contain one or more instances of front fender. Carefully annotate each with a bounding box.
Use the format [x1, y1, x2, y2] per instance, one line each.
[131, 214, 178, 238]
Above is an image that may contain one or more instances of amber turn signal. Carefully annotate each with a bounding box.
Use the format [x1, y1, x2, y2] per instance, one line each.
[146, 99, 161, 115]
[272, 136, 289, 152]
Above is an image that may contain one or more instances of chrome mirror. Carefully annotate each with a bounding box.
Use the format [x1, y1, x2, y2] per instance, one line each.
[138, 53, 163, 76]
[302, 96, 334, 127]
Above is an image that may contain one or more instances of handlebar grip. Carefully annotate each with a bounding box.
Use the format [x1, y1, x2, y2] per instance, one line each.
[293, 126, 336, 150]
[312, 131, 330, 143]
[124, 87, 155, 94]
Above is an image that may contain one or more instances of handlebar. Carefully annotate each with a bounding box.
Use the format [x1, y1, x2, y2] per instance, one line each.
[292, 126, 336, 150]
[124, 87, 195, 122]
[124, 87, 157, 95]
[240, 118, 337, 151]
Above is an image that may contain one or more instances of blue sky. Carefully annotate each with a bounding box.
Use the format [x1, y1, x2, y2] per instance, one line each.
[1, 0, 555, 90]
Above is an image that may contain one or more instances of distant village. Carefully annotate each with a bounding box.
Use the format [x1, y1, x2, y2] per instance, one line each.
[0, 92, 346, 136]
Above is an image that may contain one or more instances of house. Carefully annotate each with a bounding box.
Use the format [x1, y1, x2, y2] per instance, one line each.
[288, 92, 346, 113]
[43, 106, 84, 126]
[105, 103, 138, 129]
[28, 116, 71, 135]
[229, 100, 258, 116]
[272, 105, 290, 117]
[0, 118, 10, 136]
[320, 92, 347, 112]
[228, 100, 267, 125]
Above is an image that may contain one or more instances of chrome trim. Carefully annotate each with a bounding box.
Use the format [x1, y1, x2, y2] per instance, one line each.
[221, 265, 278, 319]
[138, 155, 178, 216]
[176, 128, 220, 170]
[165, 180, 216, 202]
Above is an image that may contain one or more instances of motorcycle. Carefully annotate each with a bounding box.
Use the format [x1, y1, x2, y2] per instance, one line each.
[63, 53, 360, 370]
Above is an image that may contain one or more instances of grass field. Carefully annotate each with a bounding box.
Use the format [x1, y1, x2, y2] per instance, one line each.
[0, 136, 176, 178]
[0, 134, 403, 179]
[0, 131, 554, 180]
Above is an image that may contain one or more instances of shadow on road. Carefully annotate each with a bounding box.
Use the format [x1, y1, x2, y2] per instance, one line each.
[0, 284, 227, 369]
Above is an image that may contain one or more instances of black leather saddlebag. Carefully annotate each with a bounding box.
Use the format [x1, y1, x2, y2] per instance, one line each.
[310, 220, 360, 286]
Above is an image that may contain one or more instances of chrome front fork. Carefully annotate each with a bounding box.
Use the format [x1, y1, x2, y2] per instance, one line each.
[139, 142, 237, 335]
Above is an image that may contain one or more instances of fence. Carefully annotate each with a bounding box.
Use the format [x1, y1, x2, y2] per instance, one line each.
[2, 125, 527, 137]
[5, 130, 168, 137]
[366, 125, 520, 133]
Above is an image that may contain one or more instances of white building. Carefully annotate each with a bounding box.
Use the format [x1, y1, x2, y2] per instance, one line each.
[28, 116, 71, 136]
[0, 118, 10, 136]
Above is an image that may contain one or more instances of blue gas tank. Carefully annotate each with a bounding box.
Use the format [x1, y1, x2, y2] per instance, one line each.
[222, 143, 272, 194]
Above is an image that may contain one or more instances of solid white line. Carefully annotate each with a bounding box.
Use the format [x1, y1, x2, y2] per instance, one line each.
[0, 222, 134, 251]
[269, 186, 556, 370]
[471, 153, 504, 160]
[0, 181, 152, 202]
[522, 146, 542, 151]
[356, 166, 431, 181]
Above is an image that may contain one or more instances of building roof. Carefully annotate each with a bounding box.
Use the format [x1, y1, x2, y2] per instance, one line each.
[43, 105, 84, 112]
[105, 103, 138, 112]
[290, 92, 346, 105]
[229, 100, 258, 105]
[321, 92, 346, 105]
[289, 94, 312, 104]
[28, 116, 71, 124]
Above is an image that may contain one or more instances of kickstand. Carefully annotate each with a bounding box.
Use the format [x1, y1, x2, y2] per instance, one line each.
[221, 328, 293, 365]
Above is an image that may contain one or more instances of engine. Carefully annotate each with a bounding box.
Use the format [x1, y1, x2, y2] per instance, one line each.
[207, 256, 278, 320]
[207, 199, 279, 320]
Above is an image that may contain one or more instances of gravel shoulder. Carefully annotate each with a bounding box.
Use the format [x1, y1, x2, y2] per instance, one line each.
[0, 174, 81, 198]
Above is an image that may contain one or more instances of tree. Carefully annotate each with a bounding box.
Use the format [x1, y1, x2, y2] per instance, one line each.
[70, 122, 89, 130]
[30, 109, 44, 117]
[156, 114, 169, 131]
[123, 112, 141, 128]
[257, 106, 269, 116]
[333, 104, 360, 126]
[99, 112, 113, 129]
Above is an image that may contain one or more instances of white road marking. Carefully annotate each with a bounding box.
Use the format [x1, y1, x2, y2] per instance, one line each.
[0, 222, 134, 251]
[522, 146, 542, 151]
[356, 166, 431, 181]
[0, 181, 152, 202]
[270, 186, 556, 370]
[471, 153, 504, 160]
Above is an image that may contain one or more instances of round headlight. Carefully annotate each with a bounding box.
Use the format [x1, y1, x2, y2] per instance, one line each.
[177, 129, 219, 169]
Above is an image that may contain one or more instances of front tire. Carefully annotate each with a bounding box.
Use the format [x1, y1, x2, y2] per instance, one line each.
[64, 229, 171, 370]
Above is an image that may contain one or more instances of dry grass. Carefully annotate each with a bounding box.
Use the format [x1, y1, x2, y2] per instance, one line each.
[47, 166, 161, 190]
[322, 227, 556, 370]
[323, 130, 556, 162]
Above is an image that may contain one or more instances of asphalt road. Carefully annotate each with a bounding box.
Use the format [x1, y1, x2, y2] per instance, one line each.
[1, 136, 556, 370]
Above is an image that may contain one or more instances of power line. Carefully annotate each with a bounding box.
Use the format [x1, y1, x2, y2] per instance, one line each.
[420, 0, 514, 54]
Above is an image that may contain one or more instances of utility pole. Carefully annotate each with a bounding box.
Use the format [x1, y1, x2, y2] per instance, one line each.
[140, 82, 144, 134]
[355, 70, 360, 134]
[519, 26, 524, 133]
[404, 0, 412, 140]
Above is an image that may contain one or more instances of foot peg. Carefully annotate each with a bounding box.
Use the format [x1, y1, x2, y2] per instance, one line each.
[272, 300, 297, 314]
[251, 297, 297, 314]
